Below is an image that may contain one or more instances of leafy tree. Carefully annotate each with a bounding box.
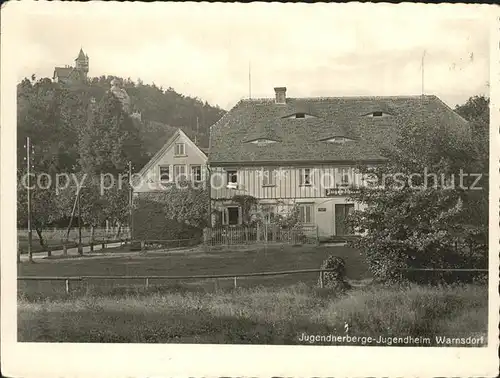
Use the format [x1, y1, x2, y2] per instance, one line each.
[232, 195, 258, 225]
[17, 169, 61, 255]
[133, 181, 209, 240]
[347, 96, 489, 283]
[79, 92, 144, 174]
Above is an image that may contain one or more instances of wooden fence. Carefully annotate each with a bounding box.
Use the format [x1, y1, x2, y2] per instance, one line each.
[203, 224, 319, 246]
[133, 238, 201, 251]
[18, 267, 338, 294]
[17, 267, 489, 294]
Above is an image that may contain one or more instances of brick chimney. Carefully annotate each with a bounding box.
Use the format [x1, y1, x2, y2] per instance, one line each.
[274, 87, 287, 104]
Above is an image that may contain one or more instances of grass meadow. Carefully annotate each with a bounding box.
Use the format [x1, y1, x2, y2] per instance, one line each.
[17, 245, 488, 345]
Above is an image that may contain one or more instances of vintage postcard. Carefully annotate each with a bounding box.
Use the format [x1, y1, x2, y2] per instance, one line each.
[1, 1, 499, 377]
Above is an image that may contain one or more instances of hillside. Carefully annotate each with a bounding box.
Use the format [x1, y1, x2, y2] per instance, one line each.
[17, 75, 225, 172]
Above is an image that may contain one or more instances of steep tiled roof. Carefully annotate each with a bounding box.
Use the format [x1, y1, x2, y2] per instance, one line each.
[53, 67, 73, 79]
[208, 95, 470, 165]
[76, 48, 86, 60]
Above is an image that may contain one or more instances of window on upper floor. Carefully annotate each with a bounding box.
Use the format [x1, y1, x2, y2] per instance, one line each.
[174, 143, 186, 156]
[159, 166, 170, 183]
[299, 168, 312, 186]
[261, 168, 276, 186]
[226, 170, 238, 185]
[340, 168, 350, 186]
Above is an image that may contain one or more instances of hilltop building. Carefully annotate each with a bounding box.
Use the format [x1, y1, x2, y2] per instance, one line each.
[53, 48, 89, 84]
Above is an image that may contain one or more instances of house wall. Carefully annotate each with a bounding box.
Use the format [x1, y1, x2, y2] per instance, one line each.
[209, 164, 368, 237]
[134, 133, 207, 193]
[210, 165, 364, 200]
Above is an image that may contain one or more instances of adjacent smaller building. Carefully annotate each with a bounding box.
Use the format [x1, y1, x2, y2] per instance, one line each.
[132, 128, 208, 194]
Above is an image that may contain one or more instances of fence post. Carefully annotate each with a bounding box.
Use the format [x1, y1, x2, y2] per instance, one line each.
[145, 278, 149, 289]
[319, 270, 324, 289]
[233, 276, 237, 289]
[316, 225, 320, 245]
[65, 279, 70, 294]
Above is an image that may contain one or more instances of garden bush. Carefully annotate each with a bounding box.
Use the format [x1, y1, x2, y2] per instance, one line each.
[318, 255, 351, 292]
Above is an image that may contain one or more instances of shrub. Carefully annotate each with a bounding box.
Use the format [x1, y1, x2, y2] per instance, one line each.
[132, 196, 203, 242]
[318, 256, 351, 292]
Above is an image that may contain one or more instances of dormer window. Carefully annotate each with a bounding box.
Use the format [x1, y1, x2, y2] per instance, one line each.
[323, 137, 354, 144]
[282, 112, 317, 119]
[248, 138, 278, 146]
[364, 111, 391, 118]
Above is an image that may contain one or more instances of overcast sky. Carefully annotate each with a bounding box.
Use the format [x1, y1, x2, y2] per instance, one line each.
[4, 1, 492, 110]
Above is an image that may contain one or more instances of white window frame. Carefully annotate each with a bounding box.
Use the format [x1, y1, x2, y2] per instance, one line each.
[298, 203, 314, 225]
[300, 168, 312, 186]
[159, 165, 170, 183]
[262, 168, 276, 186]
[174, 143, 186, 156]
[341, 168, 350, 186]
[173, 164, 187, 181]
[191, 165, 202, 182]
[226, 169, 238, 185]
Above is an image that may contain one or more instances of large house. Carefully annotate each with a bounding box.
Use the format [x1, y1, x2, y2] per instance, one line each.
[208, 87, 469, 238]
[133, 128, 208, 194]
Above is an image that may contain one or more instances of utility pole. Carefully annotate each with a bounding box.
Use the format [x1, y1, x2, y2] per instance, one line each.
[25, 137, 34, 262]
[128, 161, 133, 242]
[77, 187, 82, 255]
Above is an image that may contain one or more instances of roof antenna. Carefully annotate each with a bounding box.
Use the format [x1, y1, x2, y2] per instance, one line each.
[248, 61, 252, 99]
[421, 50, 426, 97]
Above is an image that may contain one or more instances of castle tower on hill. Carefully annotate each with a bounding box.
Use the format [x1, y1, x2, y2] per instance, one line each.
[53, 48, 89, 84]
[74, 48, 89, 75]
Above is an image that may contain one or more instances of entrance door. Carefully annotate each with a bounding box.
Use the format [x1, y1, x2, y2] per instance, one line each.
[227, 207, 240, 225]
[335, 204, 355, 236]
